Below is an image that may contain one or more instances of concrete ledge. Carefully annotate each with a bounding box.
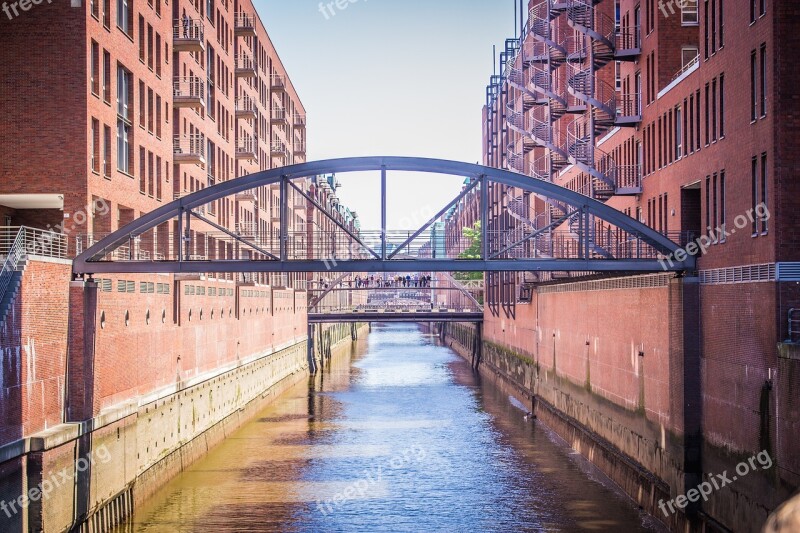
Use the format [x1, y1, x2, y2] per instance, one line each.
[0, 438, 28, 464]
[778, 342, 800, 361]
[28, 423, 82, 452]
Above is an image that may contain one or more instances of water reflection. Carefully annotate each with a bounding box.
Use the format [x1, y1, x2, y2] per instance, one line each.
[115, 323, 664, 532]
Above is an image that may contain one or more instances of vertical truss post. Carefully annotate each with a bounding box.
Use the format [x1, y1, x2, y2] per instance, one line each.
[381, 165, 387, 261]
[480, 175, 488, 260]
[583, 207, 591, 260]
[177, 210, 183, 263]
[280, 176, 288, 261]
[184, 207, 191, 261]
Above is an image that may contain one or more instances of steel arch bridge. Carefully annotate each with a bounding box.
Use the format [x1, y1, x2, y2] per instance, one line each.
[72, 157, 694, 276]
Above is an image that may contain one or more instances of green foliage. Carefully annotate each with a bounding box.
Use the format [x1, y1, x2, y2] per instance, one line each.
[456, 222, 483, 282]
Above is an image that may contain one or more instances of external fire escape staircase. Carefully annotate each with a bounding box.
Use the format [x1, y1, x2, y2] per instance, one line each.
[501, 0, 641, 263]
[0, 229, 28, 327]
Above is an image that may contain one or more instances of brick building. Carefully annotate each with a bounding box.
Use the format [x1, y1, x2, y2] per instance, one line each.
[446, 0, 800, 529]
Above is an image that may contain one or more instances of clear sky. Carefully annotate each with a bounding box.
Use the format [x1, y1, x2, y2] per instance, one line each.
[256, 0, 518, 230]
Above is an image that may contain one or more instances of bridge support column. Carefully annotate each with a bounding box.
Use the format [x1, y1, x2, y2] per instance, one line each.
[307, 323, 317, 375]
[66, 279, 98, 422]
[472, 321, 483, 371]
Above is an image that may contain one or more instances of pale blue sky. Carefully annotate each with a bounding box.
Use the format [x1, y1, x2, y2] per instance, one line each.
[256, 0, 518, 229]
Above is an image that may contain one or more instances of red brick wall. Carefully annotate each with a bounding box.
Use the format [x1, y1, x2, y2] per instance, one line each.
[0, 260, 72, 446]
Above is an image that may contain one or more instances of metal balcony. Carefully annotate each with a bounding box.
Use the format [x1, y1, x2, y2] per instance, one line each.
[271, 74, 286, 93]
[271, 106, 287, 124]
[294, 113, 306, 128]
[235, 96, 257, 119]
[234, 13, 256, 37]
[173, 77, 205, 109]
[235, 189, 257, 203]
[173, 134, 205, 165]
[173, 19, 204, 52]
[236, 137, 257, 161]
[235, 54, 257, 78]
[294, 140, 306, 155]
[270, 140, 288, 158]
[235, 222, 258, 237]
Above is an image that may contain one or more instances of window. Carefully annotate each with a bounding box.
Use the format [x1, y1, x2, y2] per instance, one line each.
[711, 78, 717, 142]
[635, 71, 642, 115]
[760, 153, 768, 233]
[91, 41, 99, 96]
[634, 6, 641, 48]
[682, 47, 699, 69]
[704, 84, 710, 145]
[760, 44, 767, 117]
[705, 176, 711, 230]
[147, 88, 153, 133]
[117, 121, 131, 174]
[155, 34, 161, 77]
[751, 51, 758, 121]
[695, 90, 701, 151]
[719, 0, 724, 47]
[751, 157, 758, 234]
[103, 0, 110, 28]
[156, 156, 162, 200]
[138, 81, 145, 127]
[147, 24, 153, 70]
[682, 0, 698, 24]
[703, 0, 709, 58]
[675, 106, 682, 158]
[760, 0, 765, 17]
[712, 173, 718, 233]
[91, 118, 100, 173]
[103, 125, 112, 178]
[117, 66, 132, 120]
[91, 0, 99, 18]
[156, 95, 162, 138]
[102, 50, 111, 103]
[750, 0, 756, 22]
[155, 0, 160, 16]
[719, 171, 726, 236]
[117, 0, 132, 36]
[719, 74, 725, 137]
[138, 16, 145, 62]
[688, 95, 694, 152]
[139, 147, 146, 193]
[710, 0, 716, 53]
[148, 151, 154, 196]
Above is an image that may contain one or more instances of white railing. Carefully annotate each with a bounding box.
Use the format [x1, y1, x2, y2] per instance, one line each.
[235, 54, 257, 72]
[235, 96, 256, 114]
[173, 76, 204, 100]
[234, 12, 255, 31]
[174, 134, 205, 158]
[0, 226, 68, 258]
[271, 106, 286, 121]
[0, 229, 24, 313]
[173, 18, 204, 41]
[237, 135, 256, 155]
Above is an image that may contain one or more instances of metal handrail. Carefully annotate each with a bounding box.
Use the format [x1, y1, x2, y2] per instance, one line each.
[173, 76, 204, 100]
[789, 308, 800, 343]
[173, 18, 204, 41]
[0, 226, 69, 258]
[0, 229, 24, 311]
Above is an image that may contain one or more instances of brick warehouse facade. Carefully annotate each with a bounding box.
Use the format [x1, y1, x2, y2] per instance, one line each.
[0, 0, 344, 530]
[434, 0, 800, 530]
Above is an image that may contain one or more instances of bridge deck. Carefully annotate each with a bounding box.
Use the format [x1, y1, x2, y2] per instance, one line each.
[308, 310, 484, 323]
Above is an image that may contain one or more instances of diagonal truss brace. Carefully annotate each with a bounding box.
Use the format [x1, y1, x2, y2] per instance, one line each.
[189, 208, 280, 261]
[490, 207, 581, 259]
[308, 272, 352, 308]
[388, 176, 482, 259]
[286, 180, 381, 260]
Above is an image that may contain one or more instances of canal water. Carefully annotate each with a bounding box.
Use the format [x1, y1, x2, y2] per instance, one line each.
[115, 323, 664, 532]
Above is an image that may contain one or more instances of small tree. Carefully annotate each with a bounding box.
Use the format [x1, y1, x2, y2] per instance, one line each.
[456, 222, 483, 281]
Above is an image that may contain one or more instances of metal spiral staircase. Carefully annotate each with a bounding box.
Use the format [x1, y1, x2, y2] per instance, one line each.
[500, 0, 643, 262]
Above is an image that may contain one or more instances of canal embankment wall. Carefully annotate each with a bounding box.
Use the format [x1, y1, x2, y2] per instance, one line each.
[439, 273, 797, 533]
[0, 266, 336, 533]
